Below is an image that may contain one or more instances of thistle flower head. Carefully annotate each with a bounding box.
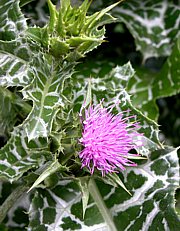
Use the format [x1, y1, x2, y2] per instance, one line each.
[79, 103, 143, 176]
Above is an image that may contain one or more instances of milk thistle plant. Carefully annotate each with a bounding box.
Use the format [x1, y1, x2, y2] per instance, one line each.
[0, 0, 179, 230]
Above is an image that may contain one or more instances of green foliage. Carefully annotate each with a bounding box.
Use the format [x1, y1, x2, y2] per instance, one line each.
[128, 37, 180, 121]
[28, 148, 180, 230]
[22, 54, 75, 140]
[0, 87, 20, 136]
[153, 37, 180, 98]
[0, 0, 31, 87]
[0, 0, 179, 230]
[27, 0, 120, 61]
[0, 126, 51, 182]
[94, 0, 180, 60]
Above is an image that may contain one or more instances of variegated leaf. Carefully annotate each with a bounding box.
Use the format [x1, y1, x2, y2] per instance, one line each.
[0, 0, 32, 87]
[28, 178, 107, 231]
[0, 0, 27, 40]
[0, 126, 51, 183]
[91, 0, 180, 60]
[0, 182, 30, 229]
[22, 55, 75, 140]
[153, 37, 180, 98]
[128, 37, 180, 121]
[28, 147, 180, 231]
[0, 39, 32, 87]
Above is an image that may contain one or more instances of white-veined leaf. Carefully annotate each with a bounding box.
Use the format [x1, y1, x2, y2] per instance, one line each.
[28, 147, 180, 230]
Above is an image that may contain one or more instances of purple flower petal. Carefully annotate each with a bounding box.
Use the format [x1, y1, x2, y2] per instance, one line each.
[79, 103, 143, 175]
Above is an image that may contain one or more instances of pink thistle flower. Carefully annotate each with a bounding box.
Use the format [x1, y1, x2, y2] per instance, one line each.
[79, 103, 143, 176]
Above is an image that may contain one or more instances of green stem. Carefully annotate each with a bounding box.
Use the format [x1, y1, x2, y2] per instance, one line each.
[88, 178, 117, 231]
[0, 184, 29, 223]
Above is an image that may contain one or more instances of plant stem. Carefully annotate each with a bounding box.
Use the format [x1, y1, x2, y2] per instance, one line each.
[0, 184, 29, 223]
[88, 178, 117, 231]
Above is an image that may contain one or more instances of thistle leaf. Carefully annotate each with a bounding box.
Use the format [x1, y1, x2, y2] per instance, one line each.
[128, 37, 180, 121]
[0, 127, 51, 183]
[22, 54, 75, 140]
[0, 0, 32, 87]
[28, 159, 68, 192]
[28, 147, 180, 230]
[0, 0, 27, 41]
[112, 0, 180, 60]
[77, 177, 90, 219]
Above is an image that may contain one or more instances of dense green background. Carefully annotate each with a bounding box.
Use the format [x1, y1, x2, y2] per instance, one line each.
[0, 0, 179, 230]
